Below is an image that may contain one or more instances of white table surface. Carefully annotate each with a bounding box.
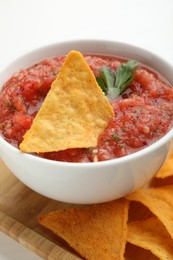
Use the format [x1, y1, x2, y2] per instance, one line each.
[0, 0, 173, 259]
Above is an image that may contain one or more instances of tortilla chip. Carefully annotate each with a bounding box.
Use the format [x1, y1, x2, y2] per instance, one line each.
[126, 185, 173, 239]
[19, 51, 113, 153]
[127, 217, 173, 260]
[155, 152, 173, 179]
[39, 199, 129, 260]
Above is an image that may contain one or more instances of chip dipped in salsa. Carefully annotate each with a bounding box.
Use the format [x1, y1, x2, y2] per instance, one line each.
[0, 52, 173, 162]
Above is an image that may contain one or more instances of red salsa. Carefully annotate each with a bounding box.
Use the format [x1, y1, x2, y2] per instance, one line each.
[0, 55, 173, 162]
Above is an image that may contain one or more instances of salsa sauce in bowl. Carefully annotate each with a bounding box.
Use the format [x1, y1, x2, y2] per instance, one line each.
[0, 40, 173, 204]
[0, 54, 173, 163]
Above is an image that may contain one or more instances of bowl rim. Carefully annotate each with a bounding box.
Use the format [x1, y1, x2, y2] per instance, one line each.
[0, 39, 173, 169]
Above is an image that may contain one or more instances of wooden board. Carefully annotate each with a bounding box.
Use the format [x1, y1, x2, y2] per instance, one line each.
[0, 158, 166, 259]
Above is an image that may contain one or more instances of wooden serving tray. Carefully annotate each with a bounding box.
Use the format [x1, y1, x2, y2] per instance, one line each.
[0, 158, 159, 259]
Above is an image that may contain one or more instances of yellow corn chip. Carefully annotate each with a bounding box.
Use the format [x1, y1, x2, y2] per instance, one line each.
[126, 185, 173, 239]
[155, 152, 173, 179]
[20, 51, 113, 153]
[127, 217, 173, 260]
[39, 199, 129, 260]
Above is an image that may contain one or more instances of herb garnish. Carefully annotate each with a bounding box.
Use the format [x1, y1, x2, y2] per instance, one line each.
[112, 134, 121, 141]
[96, 60, 139, 99]
[6, 101, 16, 111]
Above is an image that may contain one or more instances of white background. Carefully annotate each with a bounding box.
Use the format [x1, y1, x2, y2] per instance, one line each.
[0, 0, 173, 259]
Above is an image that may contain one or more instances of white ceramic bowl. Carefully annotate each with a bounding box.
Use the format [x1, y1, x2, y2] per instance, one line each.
[0, 40, 173, 204]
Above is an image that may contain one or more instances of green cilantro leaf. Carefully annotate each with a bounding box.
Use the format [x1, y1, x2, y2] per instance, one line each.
[96, 60, 139, 99]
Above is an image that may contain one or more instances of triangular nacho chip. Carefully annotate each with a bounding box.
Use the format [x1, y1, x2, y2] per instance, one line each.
[127, 217, 173, 260]
[19, 51, 113, 153]
[39, 199, 129, 260]
[126, 185, 173, 239]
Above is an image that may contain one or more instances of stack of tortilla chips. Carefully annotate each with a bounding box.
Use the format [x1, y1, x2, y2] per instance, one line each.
[39, 151, 173, 260]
